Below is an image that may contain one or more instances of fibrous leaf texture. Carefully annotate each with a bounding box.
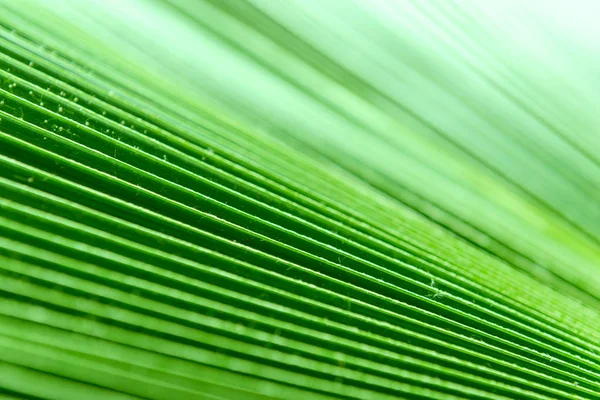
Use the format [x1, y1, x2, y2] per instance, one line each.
[0, 1, 599, 399]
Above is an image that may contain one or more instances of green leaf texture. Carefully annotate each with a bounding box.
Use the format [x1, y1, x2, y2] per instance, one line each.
[1, 0, 600, 399]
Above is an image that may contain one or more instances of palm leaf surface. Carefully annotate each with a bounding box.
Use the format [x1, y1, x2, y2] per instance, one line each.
[0, 0, 599, 399]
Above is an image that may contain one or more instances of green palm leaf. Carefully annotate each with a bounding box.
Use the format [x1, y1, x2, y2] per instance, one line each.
[1, 0, 599, 399]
